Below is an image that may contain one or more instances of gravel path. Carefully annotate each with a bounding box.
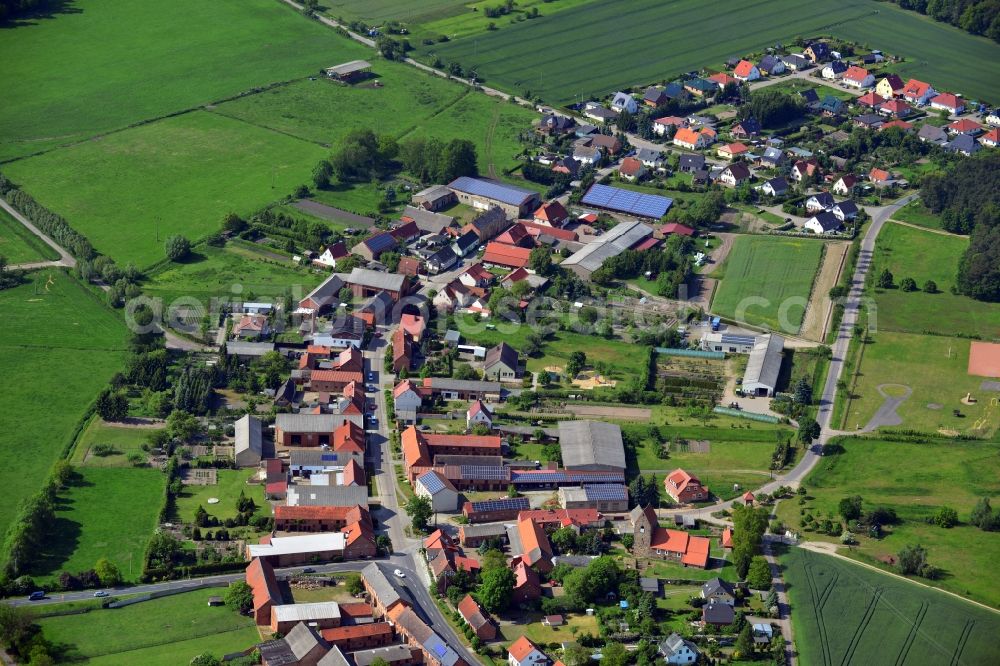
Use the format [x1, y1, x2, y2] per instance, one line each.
[861, 383, 912, 432]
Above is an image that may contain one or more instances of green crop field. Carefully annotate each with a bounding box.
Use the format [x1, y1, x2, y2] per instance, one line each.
[3, 112, 327, 268]
[781, 547, 1000, 665]
[843, 331, 996, 436]
[422, 0, 1000, 105]
[0, 0, 367, 161]
[775, 435, 1000, 608]
[38, 588, 259, 664]
[0, 271, 127, 541]
[0, 207, 59, 264]
[143, 242, 325, 311]
[32, 467, 165, 582]
[871, 222, 1000, 338]
[712, 236, 824, 333]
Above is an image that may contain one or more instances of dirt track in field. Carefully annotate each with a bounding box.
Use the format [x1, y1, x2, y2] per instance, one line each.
[800, 241, 849, 342]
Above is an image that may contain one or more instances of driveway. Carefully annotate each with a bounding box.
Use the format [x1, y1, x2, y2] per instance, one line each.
[0, 198, 76, 270]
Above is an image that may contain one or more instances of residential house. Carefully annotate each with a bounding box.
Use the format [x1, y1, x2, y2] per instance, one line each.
[459, 263, 493, 288]
[664, 469, 709, 503]
[986, 109, 1000, 127]
[511, 559, 541, 603]
[757, 54, 785, 75]
[458, 595, 497, 641]
[234, 314, 269, 340]
[946, 133, 981, 156]
[610, 91, 637, 114]
[451, 230, 481, 258]
[718, 163, 751, 187]
[930, 92, 965, 115]
[730, 117, 761, 139]
[678, 154, 705, 172]
[387, 604, 467, 666]
[790, 159, 820, 182]
[393, 379, 424, 424]
[708, 72, 738, 89]
[949, 118, 983, 136]
[821, 61, 847, 80]
[831, 200, 859, 222]
[918, 123, 949, 145]
[508, 636, 548, 666]
[636, 147, 667, 170]
[781, 54, 811, 71]
[572, 143, 602, 165]
[702, 601, 735, 626]
[733, 60, 760, 81]
[875, 74, 905, 100]
[881, 119, 914, 133]
[533, 200, 569, 227]
[701, 578, 736, 605]
[869, 167, 892, 186]
[582, 103, 618, 124]
[390, 221, 420, 245]
[857, 91, 885, 108]
[643, 86, 670, 107]
[467, 400, 492, 429]
[391, 328, 413, 374]
[755, 146, 785, 169]
[805, 191, 835, 213]
[799, 88, 820, 107]
[981, 128, 1000, 148]
[314, 242, 349, 269]
[464, 206, 510, 242]
[550, 155, 581, 177]
[659, 633, 700, 665]
[588, 134, 622, 155]
[483, 342, 519, 381]
[804, 211, 843, 234]
[507, 517, 554, 573]
[618, 156, 646, 181]
[426, 246, 459, 274]
[673, 126, 716, 150]
[804, 42, 830, 62]
[819, 95, 844, 116]
[901, 79, 936, 105]
[832, 175, 858, 195]
[879, 99, 912, 118]
[652, 115, 686, 137]
[536, 114, 576, 136]
[759, 176, 788, 197]
[854, 113, 884, 130]
[716, 142, 749, 161]
[683, 78, 717, 97]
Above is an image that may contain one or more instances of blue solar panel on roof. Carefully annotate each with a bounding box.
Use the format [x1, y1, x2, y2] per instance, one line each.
[581, 183, 673, 218]
[321, 454, 337, 461]
[448, 176, 535, 207]
[462, 465, 508, 480]
[584, 484, 628, 501]
[470, 497, 529, 512]
[418, 471, 446, 494]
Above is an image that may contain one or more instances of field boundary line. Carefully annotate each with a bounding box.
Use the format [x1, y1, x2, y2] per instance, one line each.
[949, 619, 974, 666]
[889, 218, 969, 238]
[837, 335, 867, 431]
[802, 553, 834, 666]
[894, 601, 928, 666]
[839, 586, 882, 666]
[208, 104, 332, 148]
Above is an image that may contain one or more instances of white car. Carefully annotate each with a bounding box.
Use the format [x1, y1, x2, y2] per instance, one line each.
[93, 591, 109, 597]
[393, 569, 406, 578]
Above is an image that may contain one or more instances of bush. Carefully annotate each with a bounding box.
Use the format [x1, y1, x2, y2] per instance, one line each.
[164, 235, 191, 261]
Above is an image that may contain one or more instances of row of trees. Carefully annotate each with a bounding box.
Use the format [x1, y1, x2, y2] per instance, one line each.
[739, 89, 804, 129]
[0, 256, 25, 291]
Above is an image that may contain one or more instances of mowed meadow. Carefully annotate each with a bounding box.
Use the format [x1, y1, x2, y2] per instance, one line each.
[0, 271, 128, 540]
[712, 236, 824, 333]
[422, 0, 1000, 105]
[0, 0, 368, 161]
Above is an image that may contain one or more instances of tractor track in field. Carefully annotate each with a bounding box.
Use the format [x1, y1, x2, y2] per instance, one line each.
[894, 601, 928, 666]
[840, 587, 883, 666]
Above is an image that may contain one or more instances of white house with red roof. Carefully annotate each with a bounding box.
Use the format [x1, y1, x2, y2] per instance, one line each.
[981, 128, 1000, 148]
[708, 72, 739, 89]
[459, 263, 494, 288]
[618, 156, 646, 181]
[467, 400, 493, 429]
[313, 242, 349, 268]
[508, 636, 548, 666]
[652, 115, 686, 137]
[930, 93, 965, 116]
[234, 314, 269, 340]
[533, 200, 569, 227]
[948, 118, 983, 135]
[901, 78, 936, 105]
[842, 66, 874, 89]
[733, 60, 760, 82]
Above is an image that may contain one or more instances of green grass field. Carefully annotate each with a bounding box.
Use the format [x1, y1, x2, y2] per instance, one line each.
[33, 467, 165, 582]
[38, 588, 258, 664]
[70, 418, 160, 468]
[712, 236, 824, 333]
[3, 112, 327, 267]
[843, 331, 996, 436]
[423, 0, 1000, 105]
[0, 207, 59, 264]
[173, 469, 262, 524]
[871, 223, 1000, 338]
[143, 242, 325, 310]
[892, 201, 945, 231]
[0, 0, 368, 161]
[775, 435, 1000, 608]
[781, 547, 1000, 665]
[212, 63, 538, 177]
[0, 271, 127, 541]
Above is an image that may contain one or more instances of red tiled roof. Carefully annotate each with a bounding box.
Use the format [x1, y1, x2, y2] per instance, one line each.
[311, 369, 364, 385]
[339, 602, 373, 618]
[632, 237, 661, 252]
[681, 535, 711, 567]
[619, 157, 644, 176]
[843, 66, 870, 83]
[870, 167, 890, 182]
[931, 92, 962, 109]
[880, 120, 913, 131]
[661, 222, 695, 236]
[949, 118, 982, 133]
[518, 508, 601, 527]
[509, 636, 544, 662]
[533, 200, 568, 224]
[722, 527, 733, 548]
[482, 242, 532, 268]
[857, 91, 885, 107]
[708, 72, 738, 87]
[321, 622, 393, 643]
[733, 60, 755, 78]
[424, 432, 502, 450]
[520, 221, 578, 241]
[902, 78, 931, 98]
[275, 505, 355, 521]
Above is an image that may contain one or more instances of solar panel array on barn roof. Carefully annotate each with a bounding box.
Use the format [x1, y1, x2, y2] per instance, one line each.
[448, 176, 537, 206]
[584, 484, 628, 501]
[581, 183, 673, 219]
[511, 470, 626, 484]
[461, 465, 508, 481]
[469, 496, 530, 512]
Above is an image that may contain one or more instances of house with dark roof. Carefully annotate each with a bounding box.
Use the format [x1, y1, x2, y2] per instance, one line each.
[946, 133, 981, 156]
[759, 176, 788, 197]
[678, 154, 705, 173]
[451, 231, 481, 258]
[702, 601, 735, 626]
[758, 54, 785, 76]
[426, 246, 459, 274]
[781, 54, 811, 71]
[643, 86, 670, 107]
[483, 342, 519, 381]
[352, 231, 398, 261]
[659, 633, 699, 664]
[701, 578, 736, 605]
[718, 163, 751, 187]
[731, 117, 761, 139]
[536, 113, 576, 136]
[258, 622, 330, 666]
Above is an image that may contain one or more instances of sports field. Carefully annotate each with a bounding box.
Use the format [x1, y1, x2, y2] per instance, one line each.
[37, 588, 259, 664]
[871, 222, 1000, 338]
[776, 435, 1000, 608]
[423, 0, 1000, 105]
[0, 207, 59, 264]
[33, 467, 165, 582]
[843, 331, 996, 436]
[0, 0, 367, 161]
[712, 236, 824, 333]
[0, 271, 127, 541]
[2, 112, 327, 267]
[782, 547, 1000, 665]
[143, 243, 325, 311]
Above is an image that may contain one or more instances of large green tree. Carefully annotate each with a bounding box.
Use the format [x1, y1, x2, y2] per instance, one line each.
[404, 495, 432, 533]
[731, 505, 769, 579]
[225, 581, 254, 613]
[475, 565, 514, 613]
